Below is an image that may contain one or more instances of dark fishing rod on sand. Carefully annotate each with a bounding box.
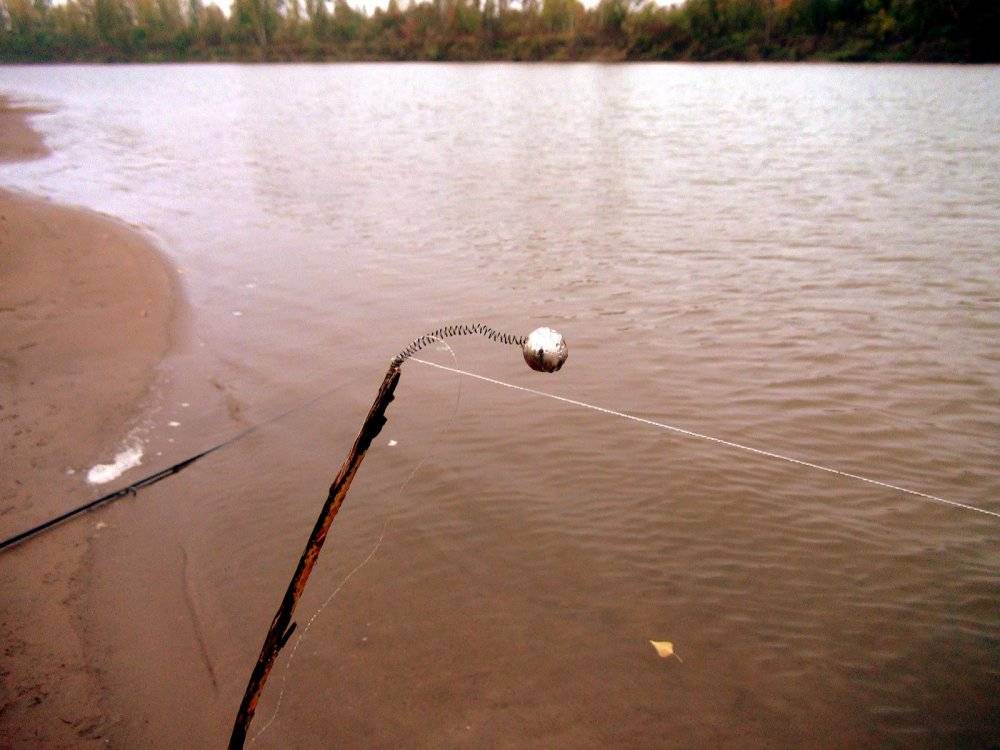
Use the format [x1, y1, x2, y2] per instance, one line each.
[0, 381, 352, 553]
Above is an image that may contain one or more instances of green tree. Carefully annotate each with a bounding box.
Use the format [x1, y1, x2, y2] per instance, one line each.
[230, 0, 278, 48]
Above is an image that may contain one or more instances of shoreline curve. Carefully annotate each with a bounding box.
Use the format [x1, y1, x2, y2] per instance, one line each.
[0, 93, 182, 747]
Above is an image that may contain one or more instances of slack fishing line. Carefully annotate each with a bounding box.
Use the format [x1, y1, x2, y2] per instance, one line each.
[229, 325, 570, 749]
[251, 336, 466, 745]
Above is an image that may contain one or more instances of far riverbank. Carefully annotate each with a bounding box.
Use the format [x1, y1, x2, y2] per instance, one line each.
[1, 0, 995, 64]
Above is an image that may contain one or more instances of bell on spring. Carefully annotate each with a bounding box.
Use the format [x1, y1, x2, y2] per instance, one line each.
[522, 327, 568, 373]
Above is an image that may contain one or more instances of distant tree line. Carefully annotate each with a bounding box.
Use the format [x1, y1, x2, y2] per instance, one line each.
[1, 0, 997, 62]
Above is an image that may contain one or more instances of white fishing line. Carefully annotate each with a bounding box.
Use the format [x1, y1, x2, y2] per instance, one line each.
[411, 358, 999, 520]
[251, 340, 465, 745]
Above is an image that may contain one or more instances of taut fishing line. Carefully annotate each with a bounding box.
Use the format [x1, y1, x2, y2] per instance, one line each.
[411, 358, 999, 520]
[251, 337, 466, 745]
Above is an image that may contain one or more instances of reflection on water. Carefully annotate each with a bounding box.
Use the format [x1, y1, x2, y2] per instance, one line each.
[2, 63, 999, 747]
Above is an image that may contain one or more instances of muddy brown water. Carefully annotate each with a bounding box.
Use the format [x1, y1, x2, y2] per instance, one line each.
[2, 64, 998, 747]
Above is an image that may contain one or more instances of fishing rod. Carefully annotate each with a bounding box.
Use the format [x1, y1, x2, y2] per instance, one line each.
[0, 378, 358, 554]
[0, 452, 207, 553]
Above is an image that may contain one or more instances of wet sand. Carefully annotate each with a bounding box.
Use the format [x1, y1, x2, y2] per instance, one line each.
[0, 96, 178, 746]
[0, 96, 49, 163]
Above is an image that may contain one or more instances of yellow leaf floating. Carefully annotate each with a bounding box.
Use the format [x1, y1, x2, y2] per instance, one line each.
[650, 640, 682, 662]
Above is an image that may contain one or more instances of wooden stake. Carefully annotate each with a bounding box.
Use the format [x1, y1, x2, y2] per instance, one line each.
[229, 365, 401, 749]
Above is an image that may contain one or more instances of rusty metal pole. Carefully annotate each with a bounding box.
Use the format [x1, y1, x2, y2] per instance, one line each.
[228, 365, 400, 750]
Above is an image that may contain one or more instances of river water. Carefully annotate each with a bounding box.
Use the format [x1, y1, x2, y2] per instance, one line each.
[2, 64, 998, 747]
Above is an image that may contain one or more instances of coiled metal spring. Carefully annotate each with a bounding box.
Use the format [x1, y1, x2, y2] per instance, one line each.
[392, 323, 526, 368]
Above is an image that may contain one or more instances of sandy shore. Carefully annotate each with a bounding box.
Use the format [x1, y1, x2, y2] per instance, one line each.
[0, 96, 178, 746]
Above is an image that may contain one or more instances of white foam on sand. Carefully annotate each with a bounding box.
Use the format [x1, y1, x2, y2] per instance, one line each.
[86, 441, 143, 485]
